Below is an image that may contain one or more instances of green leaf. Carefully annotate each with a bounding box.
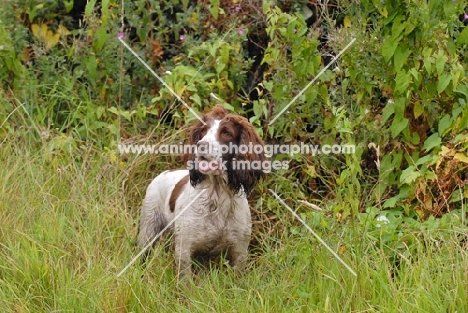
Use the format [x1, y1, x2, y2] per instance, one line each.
[382, 37, 398, 62]
[452, 106, 464, 120]
[263, 80, 273, 92]
[454, 84, 468, 99]
[451, 64, 464, 88]
[383, 195, 401, 208]
[215, 62, 226, 74]
[305, 89, 317, 105]
[391, 16, 406, 38]
[454, 133, 468, 143]
[85, 0, 97, 17]
[429, 0, 443, 13]
[108, 107, 133, 121]
[422, 47, 433, 74]
[381, 102, 395, 124]
[209, 0, 219, 19]
[393, 97, 407, 117]
[403, 21, 416, 35]
[393, 44, 411, 72]
[454, 153, 468, 164]
[101, 0, 110, 24]
[415, 154, 439, 166]
[248, 115, 259, 126]
[273, 84, 284, 101]
[221, 102, 234, 111]
[400, 166, 421, 184]
[378, 5, 388, 17]
[85, 55, 97, 81]
[390, 117, 408, 137]
[449, 189, 463, 204]
[93, 26, 107, 51]
[454, 110, 468, 132]
[413, 101, 424, 118]
[438, 114, 452, 135]
[394, 70, 411, 94]
[435, 51, 447, 76]
[190, 94, 201, 106]
[63, 0, 74, 13]
[437, 74, 451, 94]
[457, 24, 468, 45]
[253, 100, 263, 118]
[408, 68, 421, 86]
[423, 132, 442, 152]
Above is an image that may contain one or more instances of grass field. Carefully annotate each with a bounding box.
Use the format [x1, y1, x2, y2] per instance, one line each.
[1, 132, 467, 313]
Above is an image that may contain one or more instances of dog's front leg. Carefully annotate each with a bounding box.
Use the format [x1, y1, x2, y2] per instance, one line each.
[228, 238, 249, 271]
[174, 237, 192, 282]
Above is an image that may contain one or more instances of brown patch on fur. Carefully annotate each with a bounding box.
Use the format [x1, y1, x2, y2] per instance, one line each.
[169, 175, 189, 212]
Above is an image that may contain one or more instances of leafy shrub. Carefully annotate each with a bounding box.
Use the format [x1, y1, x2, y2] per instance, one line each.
[331, 0, 468, 217]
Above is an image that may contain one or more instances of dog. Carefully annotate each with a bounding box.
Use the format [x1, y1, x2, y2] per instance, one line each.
[137, 105, 266, 280]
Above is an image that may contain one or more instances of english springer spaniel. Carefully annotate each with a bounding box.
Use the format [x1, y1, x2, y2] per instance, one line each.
[137, 105, 266, 280]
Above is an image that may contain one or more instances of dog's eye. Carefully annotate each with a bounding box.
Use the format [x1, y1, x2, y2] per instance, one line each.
[222, 131, 233, 138]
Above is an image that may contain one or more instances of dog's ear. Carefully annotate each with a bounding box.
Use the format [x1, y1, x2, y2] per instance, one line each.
[187, 120, 205, 186]
[227, 118, 266, 196]
[188, 119, 206, 146]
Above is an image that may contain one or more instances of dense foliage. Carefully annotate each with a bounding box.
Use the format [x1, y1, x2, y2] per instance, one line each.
[1, 0, 467, 257]
[1, 1, 468, 311]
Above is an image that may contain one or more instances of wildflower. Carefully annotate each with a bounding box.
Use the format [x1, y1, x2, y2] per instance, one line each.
[117, 32, 124, 39]
[179, 35, 185, 41]
[238, 28, 244, 35]
[464, 13, 468, 21]
[375, 215, 390, 228]
[235, 6, 241, 12]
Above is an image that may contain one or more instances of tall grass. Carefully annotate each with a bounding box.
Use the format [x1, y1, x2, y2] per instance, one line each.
[0, 123, 467, 312]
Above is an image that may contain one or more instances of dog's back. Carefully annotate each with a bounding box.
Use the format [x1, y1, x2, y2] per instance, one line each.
[137, 169, 189, 247]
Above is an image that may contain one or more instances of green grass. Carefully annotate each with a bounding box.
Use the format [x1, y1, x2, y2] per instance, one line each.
[0, 131, 467, 313]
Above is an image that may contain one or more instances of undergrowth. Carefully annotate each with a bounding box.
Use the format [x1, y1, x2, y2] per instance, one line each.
[0, 115, 467, 311]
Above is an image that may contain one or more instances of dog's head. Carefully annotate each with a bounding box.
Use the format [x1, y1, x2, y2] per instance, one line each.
[188, 105, 266, 195]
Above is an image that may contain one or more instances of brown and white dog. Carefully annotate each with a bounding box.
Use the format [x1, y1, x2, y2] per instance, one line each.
[137, 105, 266, 280]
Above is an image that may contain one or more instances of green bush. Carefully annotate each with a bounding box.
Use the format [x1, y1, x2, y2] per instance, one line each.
[0, 0, 467, 222]
[334, 0, 468, 217]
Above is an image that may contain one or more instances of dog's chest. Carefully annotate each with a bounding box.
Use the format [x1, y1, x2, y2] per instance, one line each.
[202, 199, 235, 232]
[191, 199, 241, 252]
